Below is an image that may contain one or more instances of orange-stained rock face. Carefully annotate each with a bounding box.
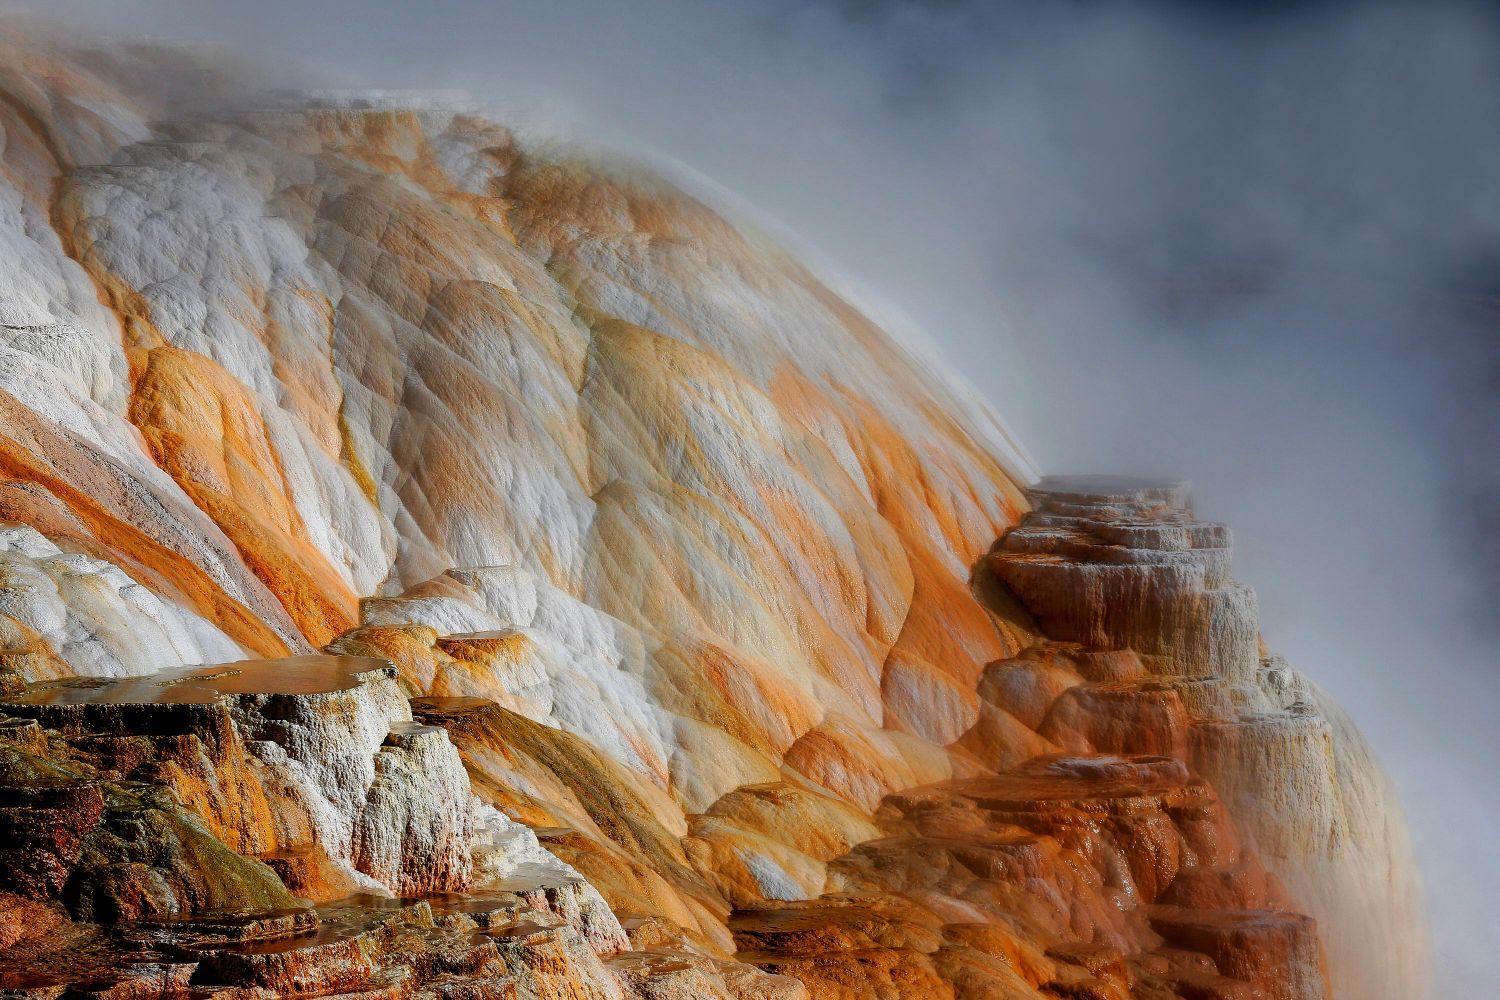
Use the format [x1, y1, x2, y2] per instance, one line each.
[986, 478, 1426, 1000]
[729, 751, 1329, 1000]
[128, 347, 359, 645]
[0, 23, 1427, 1000]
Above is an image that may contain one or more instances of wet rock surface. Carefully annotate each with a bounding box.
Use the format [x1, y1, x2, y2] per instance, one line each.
[0, 656, 779, 999]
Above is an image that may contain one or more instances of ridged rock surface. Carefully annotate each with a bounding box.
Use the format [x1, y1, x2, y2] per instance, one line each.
[0, 22, 1425, 1000]
[988, 477, 1427, 999]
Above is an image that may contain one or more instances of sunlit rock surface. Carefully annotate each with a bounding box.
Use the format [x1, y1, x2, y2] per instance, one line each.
[1, 655, 475, 897]
[0, 22, 1426, 1000]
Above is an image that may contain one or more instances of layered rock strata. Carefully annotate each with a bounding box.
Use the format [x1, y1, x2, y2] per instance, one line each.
[734, 753, 1328, 1000]
[986, 477, 1425, 999]
[1, 655, 473, 897]
[0, 655, 800, 999]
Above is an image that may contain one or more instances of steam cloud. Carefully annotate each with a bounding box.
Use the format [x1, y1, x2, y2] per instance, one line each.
[11, 0, 1498, 991]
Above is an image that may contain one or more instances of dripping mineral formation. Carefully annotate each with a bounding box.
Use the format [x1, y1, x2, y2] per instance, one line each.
[0, 23, 1425, 1000]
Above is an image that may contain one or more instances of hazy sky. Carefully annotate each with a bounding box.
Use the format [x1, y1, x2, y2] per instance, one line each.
[12, 0, 1500, 991]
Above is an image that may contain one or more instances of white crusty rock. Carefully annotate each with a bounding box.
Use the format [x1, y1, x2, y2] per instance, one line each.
[0, 523, 245, 679]
[2, 655, 477, 896]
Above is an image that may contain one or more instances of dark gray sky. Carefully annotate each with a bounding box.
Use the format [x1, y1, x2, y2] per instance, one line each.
[13, 0, 1500, 991]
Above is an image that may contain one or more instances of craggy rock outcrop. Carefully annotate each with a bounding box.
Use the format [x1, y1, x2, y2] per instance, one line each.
[0, 655, 476, 896]
[986, 478, 1427, 999]
[0, 656, 792, 998]
[0, 712, 296, 926]
[733, 752, 1329, 1000]
[0, 20, 1427, 1000]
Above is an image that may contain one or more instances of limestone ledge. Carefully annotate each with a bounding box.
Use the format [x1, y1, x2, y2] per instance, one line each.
[0, 652, 797, 1000]
[1, 654, 473, 898]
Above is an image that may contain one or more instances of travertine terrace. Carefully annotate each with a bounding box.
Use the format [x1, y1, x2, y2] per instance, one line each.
[0, 22, 1425, 1000]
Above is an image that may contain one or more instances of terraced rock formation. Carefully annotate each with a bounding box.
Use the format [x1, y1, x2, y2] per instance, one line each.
[0, 20, 1426, 1000]
[987, 478, 1425, 1000]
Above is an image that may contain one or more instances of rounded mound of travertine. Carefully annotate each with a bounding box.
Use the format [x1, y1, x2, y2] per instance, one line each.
[0, 20, 1428, 1000]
